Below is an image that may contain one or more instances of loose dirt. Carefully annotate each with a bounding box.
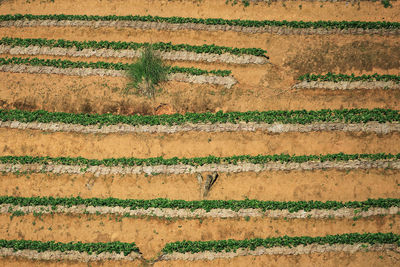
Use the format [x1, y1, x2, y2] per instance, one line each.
[1, 128, 399, 158]
[0, 0, 399, 22]
[1, 213, 398, 259]
[1, 169, 398, 202]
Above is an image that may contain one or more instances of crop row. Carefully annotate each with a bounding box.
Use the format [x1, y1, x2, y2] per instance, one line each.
[0, 37, 267, 57]
[0, 239, 139, 256]
[298, 73, 400, 83]
[2, 196, 400, 213]
[2, 233, 397, 258]
[1, 14, 399, 30]
[162, 233, 400, 254]
[0, 57, 231, 77]
[1, 153, 399, 167]
[1, 108, 399, 126]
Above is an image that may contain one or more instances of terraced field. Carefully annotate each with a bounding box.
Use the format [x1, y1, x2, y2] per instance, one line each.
[0, 0, 399, 266]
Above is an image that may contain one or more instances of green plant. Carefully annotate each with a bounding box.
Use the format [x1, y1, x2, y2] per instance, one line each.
[0, 239, 139, 255]
[381, 0, 392, 8]
[0, 57, 231, 77]
[0, 37, 268, 57]
[298, 72, 400, 84]
[2, 196, 399, 213]
[1, 153, 399, 169]
[162, 233, 400, 254]
[1, 108, 399, 126]
[1, 14, 399, 31]
[126, 45, 169, 98]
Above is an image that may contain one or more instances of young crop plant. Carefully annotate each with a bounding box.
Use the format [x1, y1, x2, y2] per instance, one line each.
[1, 108, 399, 126]
[298, 73, 400, 83]
[0, 57, 231, 77]
[0, 239, 140, 256]
[1, 14, 399, 31]
[0, 153, 399, 168]
[1, 196, 399, 213]
[126, 45, 169, 98]
[162, 233, 400, 254]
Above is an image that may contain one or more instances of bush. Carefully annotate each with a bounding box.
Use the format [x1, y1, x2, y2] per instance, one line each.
[126, 45, 169, 98]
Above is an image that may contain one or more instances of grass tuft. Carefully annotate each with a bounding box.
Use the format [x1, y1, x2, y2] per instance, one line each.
[126, 45, 170, 98]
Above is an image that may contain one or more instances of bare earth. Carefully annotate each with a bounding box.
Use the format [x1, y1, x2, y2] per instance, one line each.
[1, 169, 399, 202]
[1, 128, 399, 158]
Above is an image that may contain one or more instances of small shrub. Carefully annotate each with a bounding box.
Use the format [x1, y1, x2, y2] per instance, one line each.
[126, 45, 169, 98]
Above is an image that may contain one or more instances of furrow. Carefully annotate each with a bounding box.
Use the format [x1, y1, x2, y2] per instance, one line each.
[2, 120, 399, 134]
[2, 204, 399, 219]
[2, 160, 399, 176]
[0, 248, 141, 262]
[294, 81, 400, 90]
[160, 244, 399, 261]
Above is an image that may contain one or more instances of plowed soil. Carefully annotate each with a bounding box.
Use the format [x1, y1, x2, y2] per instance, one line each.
[0, 0, 399, 22]
[1, 169, 399, 201]
[1, 214, 398, 258]
[1, 128, 399, 158]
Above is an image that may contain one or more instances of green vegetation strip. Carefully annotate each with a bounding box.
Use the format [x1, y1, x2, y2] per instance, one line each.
[1, 108, 399, 126]
[1, 196, 399, 213]
[298, 73, 400, 83]
[0, 239, 139, 256]
[162, 233, 400, 254]
[1, 14, 399, 30]
[0, 57, 232, 77]
[1, 153, 399, 167]
[0, 37, 267, 57]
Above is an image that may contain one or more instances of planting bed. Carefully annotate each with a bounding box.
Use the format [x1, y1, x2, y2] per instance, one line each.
[1, 0, 399, 265]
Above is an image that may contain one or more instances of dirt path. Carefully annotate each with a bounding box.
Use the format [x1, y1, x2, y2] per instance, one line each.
[1, 128, 399, 159]
[0, 0, 399, 22]
[1, 169, 399, 202]
[1, 213, 398, 259]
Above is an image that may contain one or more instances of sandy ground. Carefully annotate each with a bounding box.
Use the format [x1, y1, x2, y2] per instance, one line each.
[1, 128, 399, 158]
[1, 169, 399, 202]
[0, 0, 399, 22]
[1, 213, 398, 259]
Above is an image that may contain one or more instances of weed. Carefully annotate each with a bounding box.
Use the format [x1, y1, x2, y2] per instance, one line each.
[126, 45, 169, 98]
[381, 0, 392, 8]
